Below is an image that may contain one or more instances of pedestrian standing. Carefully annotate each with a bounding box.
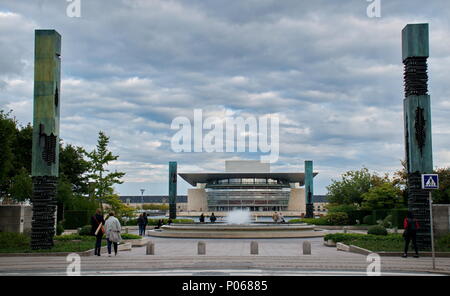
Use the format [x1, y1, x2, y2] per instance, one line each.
[91, 209, 105, 256]
[142, 212, 148, 236]
[402, 211, 420, 258]
[137, 213, 144, 236]
[105, 211, 122, 257]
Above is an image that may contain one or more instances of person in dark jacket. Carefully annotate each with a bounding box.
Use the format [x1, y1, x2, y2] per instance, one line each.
[402, 211, 420, 258]
[91, 209, 105, 256]
[137, 214, 145, 236]
[142, 212, 148, 235]
[210, 213, 217, 223]
[199, 213, 205, 223]
[156, 219, 163, 229]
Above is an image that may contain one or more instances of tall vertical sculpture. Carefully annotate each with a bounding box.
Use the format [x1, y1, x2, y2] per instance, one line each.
[402, 23, 433, 250]
[31, 30, 61, 249]
[168, 161, 177, 219]
[304, 160, 314, 218]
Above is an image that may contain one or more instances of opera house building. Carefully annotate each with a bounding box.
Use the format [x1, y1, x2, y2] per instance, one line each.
[178, 160, 317, 216]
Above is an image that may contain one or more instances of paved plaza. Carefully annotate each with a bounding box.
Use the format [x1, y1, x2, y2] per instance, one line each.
[1, 235, 449, 276]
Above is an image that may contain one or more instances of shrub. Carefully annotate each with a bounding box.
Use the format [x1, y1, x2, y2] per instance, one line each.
[389, 209, 408, 228]
[64, 211, 90, 229]
[363, 215, 374, 225]
[367, 225, 388, 236]
[0, 232, 30, 249]
[289, 217, 329, 225]
[121, 233, 142, 240]
[147, 218, 194, 225]
[56, 222, 65, 236]
[382, 215, 393, 228]
[78, 225, 92, 236]
[325, 212, 349, 225]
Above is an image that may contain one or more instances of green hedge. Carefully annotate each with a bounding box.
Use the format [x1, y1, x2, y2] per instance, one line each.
[389, 208, 408, 228]
[347, 210, 372, 225]
[367, 225, 388, 235]
[64, 210, 90, 229]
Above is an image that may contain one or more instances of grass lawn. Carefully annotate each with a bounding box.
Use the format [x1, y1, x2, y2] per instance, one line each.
[324, 233, 450, 252]
[0, 232, 141, 254]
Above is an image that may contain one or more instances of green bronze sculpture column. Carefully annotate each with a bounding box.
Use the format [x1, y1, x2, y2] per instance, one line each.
[168, 161, 177, 219]
[31, 30, 61, 249]
[304, 160, 314, 218]
[402, 23, 433, 250]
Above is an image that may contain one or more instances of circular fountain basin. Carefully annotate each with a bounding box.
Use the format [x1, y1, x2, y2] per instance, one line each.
[148, 223, 327, 239]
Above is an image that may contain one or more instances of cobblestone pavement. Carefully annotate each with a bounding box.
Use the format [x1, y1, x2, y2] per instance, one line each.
[0, 236, 449, 275]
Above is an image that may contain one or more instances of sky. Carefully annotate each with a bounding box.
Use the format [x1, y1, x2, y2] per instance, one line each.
[1, 0, 450, 196]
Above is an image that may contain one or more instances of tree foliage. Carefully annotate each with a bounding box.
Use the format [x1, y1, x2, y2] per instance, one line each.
[84, 131, 125, 210]
[433, 167, 450, 204]
[326, 168, 389, 206]
[361, 182, 403, 210]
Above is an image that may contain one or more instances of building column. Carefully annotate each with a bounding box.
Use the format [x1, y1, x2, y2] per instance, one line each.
[304, 160, 314, 218]
[168, 161, 177, 219]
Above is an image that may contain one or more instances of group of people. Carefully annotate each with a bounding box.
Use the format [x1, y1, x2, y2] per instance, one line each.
[137, 212, 148, 236]
[272, 211, 286, 223]
[91, 209, 122, 257]
[199, 213, 217, 223]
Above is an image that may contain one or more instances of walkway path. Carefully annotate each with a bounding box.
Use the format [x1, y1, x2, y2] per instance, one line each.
[0, 235, 449, 275]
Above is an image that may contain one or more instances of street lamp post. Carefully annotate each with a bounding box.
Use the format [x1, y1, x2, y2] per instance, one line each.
[140, 189, 145, 209]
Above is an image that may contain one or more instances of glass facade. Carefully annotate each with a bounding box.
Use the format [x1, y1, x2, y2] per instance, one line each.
[206, 177, 291, 212]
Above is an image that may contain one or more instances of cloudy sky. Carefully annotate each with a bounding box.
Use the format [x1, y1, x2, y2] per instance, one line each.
[1, 0, 450, 196]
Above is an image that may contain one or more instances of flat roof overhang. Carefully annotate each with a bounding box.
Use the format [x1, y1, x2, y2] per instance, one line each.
[178, 172, 318, 187]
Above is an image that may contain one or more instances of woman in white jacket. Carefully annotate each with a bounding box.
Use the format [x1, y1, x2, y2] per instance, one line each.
[105, 211, 122, 257]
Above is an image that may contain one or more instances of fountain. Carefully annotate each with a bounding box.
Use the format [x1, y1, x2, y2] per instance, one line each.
[225, 209, 251, 224]
[148, 210, 327, 238]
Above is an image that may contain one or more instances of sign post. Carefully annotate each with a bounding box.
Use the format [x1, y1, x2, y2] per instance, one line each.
[421, 174, 439, 270]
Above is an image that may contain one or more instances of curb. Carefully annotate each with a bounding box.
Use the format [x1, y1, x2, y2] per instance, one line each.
[0, 242, 132, 257]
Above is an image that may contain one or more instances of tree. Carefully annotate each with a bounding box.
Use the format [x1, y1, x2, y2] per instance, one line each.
[59, 144, 90, 195]
[361, 182, 403, 210]
[8, 168, 32, 202]
[326, 168, 389, 206]
[433, 167, 450, 204]
[85, 131, 125, 210]
[0, 110, 17, 196]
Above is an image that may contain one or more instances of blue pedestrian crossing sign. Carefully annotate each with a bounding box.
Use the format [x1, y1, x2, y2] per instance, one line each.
[421, 174, 439, 190]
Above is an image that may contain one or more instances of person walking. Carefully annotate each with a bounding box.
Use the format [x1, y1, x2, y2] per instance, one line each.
[156, 219, 163, 229]
[105, 211, 122, 257]
[210, 213, 217, 223]
[137, 213, 144, 236]
[142, 212, 148, 235]
[272, 211, 279, 223]
[91, 209, 105, 256]
[402, 211, 420, 258]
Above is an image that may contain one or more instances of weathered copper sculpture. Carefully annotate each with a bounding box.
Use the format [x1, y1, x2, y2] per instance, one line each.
[31, 30, 61, 249]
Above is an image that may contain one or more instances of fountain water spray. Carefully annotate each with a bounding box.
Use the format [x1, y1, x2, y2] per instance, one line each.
[226, 209, 251, 224]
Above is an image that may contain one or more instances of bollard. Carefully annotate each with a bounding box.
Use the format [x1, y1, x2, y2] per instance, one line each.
[146, 241, 155, 255]
[250, 241, 258, 255]
[303, 241, 311, 255]
[198, 241, 206, 255]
